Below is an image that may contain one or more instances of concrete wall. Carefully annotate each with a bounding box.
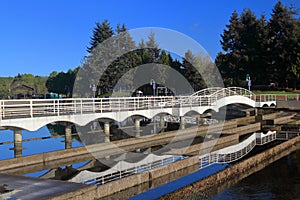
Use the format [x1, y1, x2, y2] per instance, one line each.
[235, 116, 256, 124]
[277, 100, 300, 110]
[167, 134, 239, 156]
[163, 135, 300, 199]
[51, 156, 199, 200]
[262, 114, 295, 126]
[222, 122, 261, 136]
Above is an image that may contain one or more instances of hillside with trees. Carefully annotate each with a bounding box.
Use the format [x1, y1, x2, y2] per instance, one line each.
[0, 74, 48, 99]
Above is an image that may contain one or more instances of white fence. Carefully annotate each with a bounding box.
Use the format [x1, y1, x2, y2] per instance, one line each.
[0, 87, 257, 120]
[199, 131, 289, 169]
[69, 154, 186, 185]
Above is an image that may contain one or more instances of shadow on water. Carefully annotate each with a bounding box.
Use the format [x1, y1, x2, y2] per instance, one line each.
[182, 147, 300, 200]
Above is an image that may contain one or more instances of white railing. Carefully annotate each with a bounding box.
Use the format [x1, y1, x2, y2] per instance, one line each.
[255, 94, 300, 102]
[199, 131, 280, 169]
[191, 87, 223, 96]
[0, 96, 175, 119]
[0, 87, 279, 120]
[69, 154, 186, 186]
[69, 130, 299, 186]
[276, 131, 300, 140]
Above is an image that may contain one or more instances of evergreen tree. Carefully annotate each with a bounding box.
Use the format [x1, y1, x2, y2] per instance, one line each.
[216, 3, 299, 88]
[217, 11, 243, 86]
[146, 32, 160, 63]
[182, 50, 205, 90]
[268, 1, 299, 88]
[253, 14, 269, 85]
[87, 20, 114, 53]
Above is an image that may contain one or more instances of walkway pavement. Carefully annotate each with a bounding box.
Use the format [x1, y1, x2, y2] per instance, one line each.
[0, 173, 87, 200]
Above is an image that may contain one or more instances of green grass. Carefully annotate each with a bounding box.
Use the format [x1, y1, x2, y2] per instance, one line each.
[253, 90, 300, 95]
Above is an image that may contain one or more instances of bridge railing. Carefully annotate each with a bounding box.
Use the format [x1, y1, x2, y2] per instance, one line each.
[1, 87, 293, 120]
[191, 87, 223, 96]
[70, 155, 187, 185]
[255, 94, 300, 102]
[0, 96, 177, 119]
[199, 131, 278, 168]
[178, 87, 256, 107]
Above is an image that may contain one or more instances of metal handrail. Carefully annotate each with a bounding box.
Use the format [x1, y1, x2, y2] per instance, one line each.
[0, 87, 284, 121]
[76, 155, 187, 186]
[198, 130, 292, 169]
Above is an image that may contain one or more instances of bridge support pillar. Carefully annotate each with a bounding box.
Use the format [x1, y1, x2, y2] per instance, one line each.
[13, 128, 23, 158]
[160, 116, 165, 127]
[104, 122, 110, 142]
[134, 118, 142, 152]
[180, 116, 185, 129]
[65, 126, 72, 149]
[135, 119, 141, 137]
[246, 111, 250, 117]
[198, 114, 204, 126]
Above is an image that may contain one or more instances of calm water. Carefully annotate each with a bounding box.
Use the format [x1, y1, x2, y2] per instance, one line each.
[212, 149, 300, 200]
[0, 126, 83, 160]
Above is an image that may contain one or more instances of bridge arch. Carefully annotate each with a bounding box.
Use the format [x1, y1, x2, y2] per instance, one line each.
[213, 96, 255, 111]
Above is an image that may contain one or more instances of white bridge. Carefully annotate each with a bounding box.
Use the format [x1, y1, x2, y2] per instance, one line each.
[0, 87, 275, 131]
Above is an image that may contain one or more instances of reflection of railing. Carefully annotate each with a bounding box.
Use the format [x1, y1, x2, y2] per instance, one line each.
[69, 154, 186, 185]
[199, 131, 297, 169]
[276, 131, 300, 140]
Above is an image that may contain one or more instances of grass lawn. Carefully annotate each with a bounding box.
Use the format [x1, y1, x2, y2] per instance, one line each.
[253, 90, 300, 95]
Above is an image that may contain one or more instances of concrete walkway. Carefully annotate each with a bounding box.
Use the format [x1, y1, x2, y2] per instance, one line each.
[0, 173, 88, 199]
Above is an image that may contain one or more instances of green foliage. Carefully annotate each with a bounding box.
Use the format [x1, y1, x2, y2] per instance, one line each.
[87, 20, 114, 53]
[0, 75, 48, 98]
[46, 68, 79, 97]
[216, 1, 300, 89]
[75, 20, 215, 97]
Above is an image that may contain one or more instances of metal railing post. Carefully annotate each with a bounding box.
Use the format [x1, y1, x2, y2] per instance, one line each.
[100, 99, 102, 113]
[0, 101, 2, 120]
[80, 99, 83, 115]
[53, 100, 56, 114]
[30, 100, 33, 118]
[57, 100, 60, 116]
[93, 98, 95, 112]
[74, 100, 77, 114]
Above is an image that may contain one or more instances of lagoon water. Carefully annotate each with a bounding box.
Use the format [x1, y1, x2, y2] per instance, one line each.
[1, 124, 299, 199]
[212, 150, 300, 200]
[0, 126, 83, 160]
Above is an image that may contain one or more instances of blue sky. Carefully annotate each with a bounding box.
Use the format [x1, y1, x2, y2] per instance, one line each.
[0, 0, 299, 77]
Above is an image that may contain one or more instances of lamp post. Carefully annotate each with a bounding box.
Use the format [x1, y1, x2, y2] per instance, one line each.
[150, 79, 156, 96]
[246, 74, 251, 91]
[90, 84, 96, 98]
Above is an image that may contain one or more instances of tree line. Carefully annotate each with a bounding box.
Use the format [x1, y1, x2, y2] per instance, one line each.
[0, 74, 48, 99]
[216, 1, 300, 89]
[73, 20, 215, 97]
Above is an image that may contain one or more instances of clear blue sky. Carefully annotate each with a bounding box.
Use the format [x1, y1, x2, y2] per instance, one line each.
[0, 0, 299, 77]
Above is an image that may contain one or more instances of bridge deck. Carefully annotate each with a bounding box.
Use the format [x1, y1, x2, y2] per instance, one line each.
[0, 87, 276, 131]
